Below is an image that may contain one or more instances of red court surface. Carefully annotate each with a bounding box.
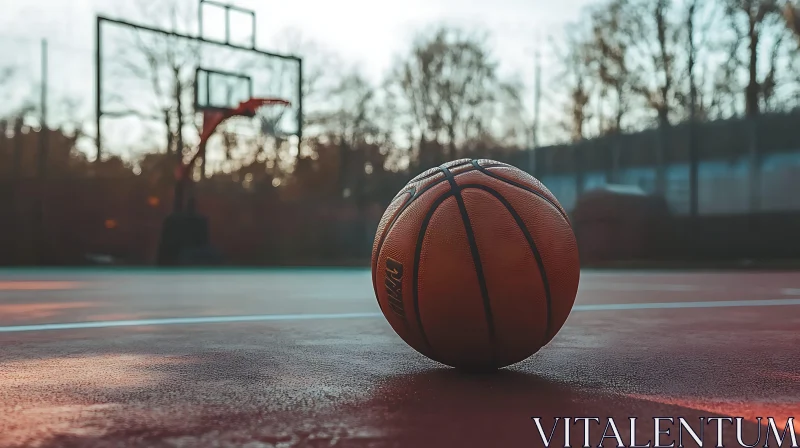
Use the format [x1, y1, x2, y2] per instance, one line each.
[0, 269, 798, 447]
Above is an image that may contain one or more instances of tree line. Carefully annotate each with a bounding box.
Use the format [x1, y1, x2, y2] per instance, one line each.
[1, 0, 799, 205]
[555, 0, 800, 140]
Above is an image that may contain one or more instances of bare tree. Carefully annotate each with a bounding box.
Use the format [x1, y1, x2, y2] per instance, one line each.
[787, 1, 800, 38]
[598, 0, 682, 129]
[681, 0, 723, 122]
[684, 0, 726, 215]
[325, 73, 379, 147]
[783, 0, 800, 109]
[389, 28, 451, 161]
[273, 29, 337, 111]
[708, 38, 743, 117]
[262, 29, 344, 179]
[626, 0, 685, 192]
[327, 72, 380, 199]
[105, 0, 201, 162]
[0, 67, 35, 123]
[0, 67, 17, 106]
[551, 26, 594, 142]
[722, 0, 789, 115]
[389, 26, 523, 164]
[585, 0, 635, 134]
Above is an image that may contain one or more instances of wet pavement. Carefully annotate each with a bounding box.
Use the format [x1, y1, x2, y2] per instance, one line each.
[0, 269, 798, 447]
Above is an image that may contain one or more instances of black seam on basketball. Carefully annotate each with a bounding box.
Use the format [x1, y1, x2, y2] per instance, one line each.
[438, 163, 497, 365]
[374, 164, 489, 288]
[402, 162, 506, 191]
[460, 183, 554, 346]
[374, 178, 448, 300]
[471, 160, 571, 225]
[409, 171, 439, 184]
[372, 164, 509, 334]
[411, 159, 472, 182]
[458, 162, 506, 173]
[412, 191, 454, 356]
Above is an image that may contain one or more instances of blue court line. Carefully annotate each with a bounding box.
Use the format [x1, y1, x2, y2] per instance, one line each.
[1, 298, 799, 333]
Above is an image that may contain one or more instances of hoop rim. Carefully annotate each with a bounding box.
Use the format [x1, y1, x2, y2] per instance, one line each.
[235, 98, 292, 117]
[197, 98, 292, 117]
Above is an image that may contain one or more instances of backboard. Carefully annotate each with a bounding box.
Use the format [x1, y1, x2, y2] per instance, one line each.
[199, 0, 256, 48]
[95, 3, 303, 160]
[194, 68, 253, 111]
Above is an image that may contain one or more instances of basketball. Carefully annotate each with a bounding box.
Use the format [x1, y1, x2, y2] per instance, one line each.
[371, 158, 580, 370]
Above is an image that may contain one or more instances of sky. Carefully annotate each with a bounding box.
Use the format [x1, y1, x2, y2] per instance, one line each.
[0, 0, 596, 159]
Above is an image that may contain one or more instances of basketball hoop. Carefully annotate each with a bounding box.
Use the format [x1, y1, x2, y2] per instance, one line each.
[171, 97, 292, 213]
[199, 98, 291, 141]
[180, 97, 292, 181]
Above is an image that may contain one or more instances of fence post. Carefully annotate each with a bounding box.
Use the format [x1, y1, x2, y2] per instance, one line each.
[688, 121, 699, 217]
[610, 134, 621, 184]
[527, 147, 537, 177]
[747, 116, 761, 213]
[655, 125, 669, 195]
[35, 39, 49, 265]
[574, 141, 584, 196]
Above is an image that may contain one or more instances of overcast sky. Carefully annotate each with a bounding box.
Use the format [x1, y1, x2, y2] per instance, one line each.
[0, 0, 595, 158]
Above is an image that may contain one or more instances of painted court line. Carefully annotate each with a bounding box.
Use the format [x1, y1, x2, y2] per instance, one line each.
[580, 283, 703, 292]
[0, 312, 382, 333]
[573, 298, 800, 310]
[0, 281, 85, 291]
[0, 298, 799, 333]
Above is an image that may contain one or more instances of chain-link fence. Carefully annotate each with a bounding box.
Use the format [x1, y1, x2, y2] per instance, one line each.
[524, 112, 800, 215]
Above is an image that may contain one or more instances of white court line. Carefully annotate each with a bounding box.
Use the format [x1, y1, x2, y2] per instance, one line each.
[573, 298, 800, 310]
[0, 312, 382, 333]
[1, 298, 799, 333]
[579, 283, 703, 292]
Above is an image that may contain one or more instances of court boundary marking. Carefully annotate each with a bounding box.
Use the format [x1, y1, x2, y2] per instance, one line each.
[1, 298, 799, 333]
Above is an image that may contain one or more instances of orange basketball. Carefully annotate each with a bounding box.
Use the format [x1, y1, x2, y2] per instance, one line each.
[371, 158, 580, 370]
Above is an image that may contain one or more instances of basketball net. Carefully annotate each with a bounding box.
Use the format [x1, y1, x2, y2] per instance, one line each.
[257, 104, 290, 138]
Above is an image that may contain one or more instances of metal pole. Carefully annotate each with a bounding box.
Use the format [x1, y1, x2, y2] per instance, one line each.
[250, 11, 256, 49]
[297, 58, 303, 142]
[38, 39, 48, 179]
[530, 47, 541, 176]
[533, 49, 541, 150]
[748, 117, 760, 213]
[35, 39, 49, 265]
[176, 73, 185, 166]
[225, 6, 230, 44]
[95, 17, 102, 161]
[12, 117, 22, 179]
[198, 0, 204, 37]
[688, 0, 699, 217]
[205, 69, 210, 105]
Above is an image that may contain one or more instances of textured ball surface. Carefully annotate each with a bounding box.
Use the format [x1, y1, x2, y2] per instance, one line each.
[371, 159, 580, 370]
